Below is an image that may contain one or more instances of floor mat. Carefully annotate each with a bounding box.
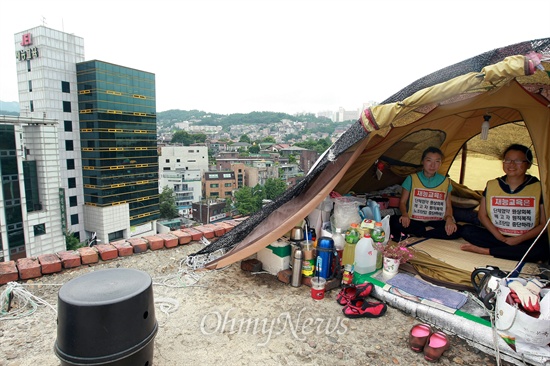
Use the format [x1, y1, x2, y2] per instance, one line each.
[410, 238, 541, 276]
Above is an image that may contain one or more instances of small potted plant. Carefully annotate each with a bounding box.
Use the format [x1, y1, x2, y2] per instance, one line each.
[374, 233, 415, 279]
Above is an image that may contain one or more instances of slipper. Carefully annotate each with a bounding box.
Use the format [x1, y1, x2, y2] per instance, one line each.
[336, 282, 374, 306]
[423, 331, 450, 362]
[342, 299, 387, 318]
[409, 323, 433, 352]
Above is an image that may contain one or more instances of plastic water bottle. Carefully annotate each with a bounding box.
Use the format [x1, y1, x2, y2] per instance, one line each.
[353, 233, 378, 284]
[342, 223, 360, 266]
[332, 228, 345, 267]
[367, 199, 382, 222]
[371, 222, 385, 270]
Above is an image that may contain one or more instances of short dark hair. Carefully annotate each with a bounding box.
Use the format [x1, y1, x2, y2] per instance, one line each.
[502, 144, 533, 164]
[421, 146, 444, 161]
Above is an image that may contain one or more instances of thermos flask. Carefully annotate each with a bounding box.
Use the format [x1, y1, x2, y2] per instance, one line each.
[291, 248, 303, 287]
[315, 236, 334, 279]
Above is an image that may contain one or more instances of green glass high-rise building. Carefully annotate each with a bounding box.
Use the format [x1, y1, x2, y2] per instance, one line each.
[77, 61, 159, 242]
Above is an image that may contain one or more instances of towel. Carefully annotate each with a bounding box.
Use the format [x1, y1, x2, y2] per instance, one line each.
[386, 273, 468, 309]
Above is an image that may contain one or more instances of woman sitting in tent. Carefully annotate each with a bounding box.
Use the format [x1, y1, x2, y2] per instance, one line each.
[390, 146, 461, 241]
[460, 144, 549, 262]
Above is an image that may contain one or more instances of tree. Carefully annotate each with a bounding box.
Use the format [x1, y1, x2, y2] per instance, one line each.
[295, 138, 332, 154]
[171, 130, 207, 145]
[288, 154, 297, 164]
[159, 186, 179, 219]
[65, 231, 83, 250]
[249, 144, 260, 154]
[264, 178, 287, 200]
[262, 136, 276, 143]
[171, 130, 194, 145]
[224, 197, 234, 213]
[239, 134, 251, 143]
[234, 185, 263, 215]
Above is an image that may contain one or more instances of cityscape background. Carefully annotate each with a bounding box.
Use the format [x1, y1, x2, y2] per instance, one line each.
[0, 0, 549, 263]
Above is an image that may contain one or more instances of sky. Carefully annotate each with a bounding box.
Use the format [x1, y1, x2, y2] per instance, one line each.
[1, 0, 549, 115]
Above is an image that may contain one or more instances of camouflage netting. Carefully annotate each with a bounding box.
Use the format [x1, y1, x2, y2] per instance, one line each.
[190, 38, 550, 261]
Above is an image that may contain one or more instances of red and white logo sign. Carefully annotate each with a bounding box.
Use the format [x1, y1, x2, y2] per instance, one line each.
[21, 33, 32, 46]
[490, 196, 536, 236]
[411, 188, 446, 221]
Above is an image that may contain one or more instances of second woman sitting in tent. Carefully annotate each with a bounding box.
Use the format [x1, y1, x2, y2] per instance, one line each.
[389, 146, 461, 241]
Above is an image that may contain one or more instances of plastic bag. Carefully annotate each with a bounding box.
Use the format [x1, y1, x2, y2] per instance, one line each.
[381, 214, 390, 245]
[332, 197, 361, 230]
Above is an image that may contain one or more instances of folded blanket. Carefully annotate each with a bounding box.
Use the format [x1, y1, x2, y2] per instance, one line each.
[386, 273, 468, 309]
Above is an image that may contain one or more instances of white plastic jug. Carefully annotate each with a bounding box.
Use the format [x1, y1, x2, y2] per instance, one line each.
[354, 234, 377, 275]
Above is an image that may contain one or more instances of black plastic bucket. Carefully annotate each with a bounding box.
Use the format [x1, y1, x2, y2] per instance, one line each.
[54, 268, 158, 366]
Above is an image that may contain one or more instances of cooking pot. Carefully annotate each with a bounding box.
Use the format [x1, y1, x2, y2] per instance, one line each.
[471, 266, 508, 310]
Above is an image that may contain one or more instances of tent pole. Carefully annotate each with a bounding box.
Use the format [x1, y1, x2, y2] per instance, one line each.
[459, 144, 467, 185]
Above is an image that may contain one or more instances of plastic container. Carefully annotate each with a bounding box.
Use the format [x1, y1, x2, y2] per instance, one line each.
[342, 264, 353, 285]
[344, 223, 360, 244]
[333, 196, 362, 230]
[301, 241, 315, 277]
[353, 234, 378, 284]
[54, 268, 157, 366]
[367, 199, 382, 222]
[311, 277, 326, 300]
[371, 222, 386, 270]
[315, 236, 334, 279]
[371, 222, 385, 243]
[332, 228, 345, 267]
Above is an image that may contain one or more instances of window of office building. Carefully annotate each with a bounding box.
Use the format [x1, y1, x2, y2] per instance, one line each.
[64, 120, 72, 132]
[67, 159, 75, 170]
[34, 223, 46, 236]
[69, 196, 77, 207]
[30, 100, 34, 112]
[70, 214, 79, 225]
[23, 161, 40, 212]
[63, 101, 71, 112]
[27, 60, 31, 72]
[224, 183, 232, 187]
[61, 81, 70, 93]
[210, 183, 219, 188]
[108, 230, 124, 241]
[65, 140, 74, 151]
[28, 80, 32, 92]
[68, 177, 76, 189]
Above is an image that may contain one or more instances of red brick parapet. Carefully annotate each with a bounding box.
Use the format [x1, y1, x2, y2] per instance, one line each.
[0, 222, 243, 285]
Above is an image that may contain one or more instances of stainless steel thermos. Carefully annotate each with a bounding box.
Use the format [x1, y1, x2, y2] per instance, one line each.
[291, 248, 303, 287]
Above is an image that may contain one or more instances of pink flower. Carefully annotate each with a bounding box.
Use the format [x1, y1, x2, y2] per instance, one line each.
[373, 233, 415, 264]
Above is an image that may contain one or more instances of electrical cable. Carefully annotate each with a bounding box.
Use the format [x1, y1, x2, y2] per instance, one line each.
[0, 282, 58, 320]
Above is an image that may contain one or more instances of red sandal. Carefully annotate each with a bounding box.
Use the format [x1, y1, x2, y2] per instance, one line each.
[342, 298, 387, 318]
[423, 331, 450, 362]
[409, 323, 433, 352]
[336, 282, 374, 306]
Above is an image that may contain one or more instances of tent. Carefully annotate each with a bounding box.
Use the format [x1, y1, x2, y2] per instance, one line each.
[192, 38, 550, 271]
